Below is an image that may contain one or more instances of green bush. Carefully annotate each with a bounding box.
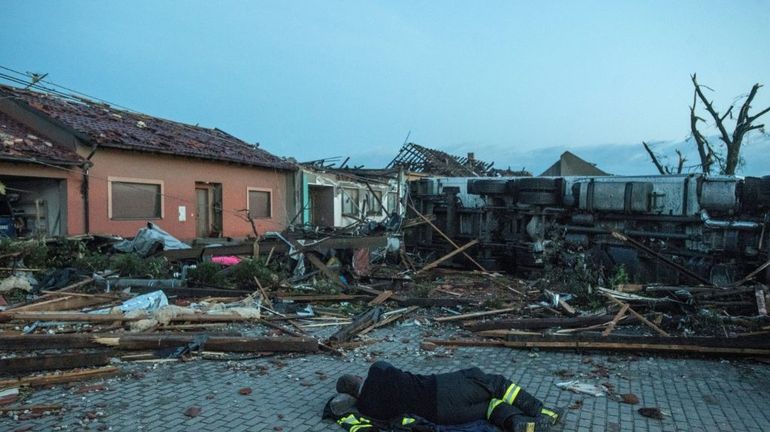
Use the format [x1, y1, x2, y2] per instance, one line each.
[229, 258, 277, 289]
[187, 261, 227, 286]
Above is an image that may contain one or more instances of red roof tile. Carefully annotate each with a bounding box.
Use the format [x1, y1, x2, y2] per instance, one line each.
[0, 85, 294, 170]
[0, 110, 85, 166]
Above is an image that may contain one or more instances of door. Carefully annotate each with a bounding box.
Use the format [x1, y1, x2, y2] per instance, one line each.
[196, 187, 210, 237]
[309, 185, 334, 227]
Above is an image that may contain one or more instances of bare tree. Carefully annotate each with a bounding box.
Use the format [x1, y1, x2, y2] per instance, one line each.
[690, 74, 769, 174]
[642, 141, 686, 174]
[644, 75, 769, 175]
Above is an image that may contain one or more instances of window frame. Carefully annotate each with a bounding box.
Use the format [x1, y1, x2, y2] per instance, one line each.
[246, 187, 273, 219]
[341, 187, 360, 217]
[366, 190, 383, 216]
[108, 176, 164, 220]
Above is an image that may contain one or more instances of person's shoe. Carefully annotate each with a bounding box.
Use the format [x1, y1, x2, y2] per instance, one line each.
[509, 415, 552, 432]
[539, 406, 566, 426]
[336, 374, 363, 398]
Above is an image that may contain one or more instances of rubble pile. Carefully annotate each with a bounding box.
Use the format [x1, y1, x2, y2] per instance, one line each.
[1, 217, 769, 418]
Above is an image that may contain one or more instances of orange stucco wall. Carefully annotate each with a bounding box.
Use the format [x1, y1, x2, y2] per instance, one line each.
[85, 149, 291, 240]
[0, 161, 86, 235]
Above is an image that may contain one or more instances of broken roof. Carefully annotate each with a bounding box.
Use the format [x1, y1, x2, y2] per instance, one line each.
[0, 111, 85, 166]
[387, 142, 494, 177]
[0, 85, 294, 170]
[540, 151, 609, 176]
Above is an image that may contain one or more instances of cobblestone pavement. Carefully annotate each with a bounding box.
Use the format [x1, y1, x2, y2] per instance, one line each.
[3, 323, 770, 432]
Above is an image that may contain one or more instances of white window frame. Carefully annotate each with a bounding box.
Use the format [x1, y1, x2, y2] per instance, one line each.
[108, 176, 164, 220]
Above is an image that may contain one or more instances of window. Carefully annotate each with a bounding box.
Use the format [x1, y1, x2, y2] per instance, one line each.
[367, 190, 383, 215]
[248, 189, 271, 218]
[109, 178, 162, 220]
[387, 192, 398, 213]
[342, 188, 359, 216]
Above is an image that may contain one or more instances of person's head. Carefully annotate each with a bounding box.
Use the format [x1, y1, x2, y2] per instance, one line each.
[336, 374, 363, 398]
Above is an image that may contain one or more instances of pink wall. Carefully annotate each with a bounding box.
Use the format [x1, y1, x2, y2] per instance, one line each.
[86, 149, 290, 240]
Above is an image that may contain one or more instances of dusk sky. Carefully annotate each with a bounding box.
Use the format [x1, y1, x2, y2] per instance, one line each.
[2, 1, 769, 174]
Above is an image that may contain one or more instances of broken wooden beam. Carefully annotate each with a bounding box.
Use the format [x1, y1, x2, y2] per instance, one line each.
[463, 314, 631, 332]
[328, 306, 384, 344]
[0, 311, 263, 324]
[9, 295, 117, 312]
[0, 366, 120, 388]
[434, 306, 518, 323]
[602, 304, 629, 337]
[0, 351, 112, 376]
[416, 239, 479, 274]
[368, 290, 394, 306]
[93, 335, 318, 352]
[604, 294, 670, 337]
[407, 203, 487, 272]
[424, 334, 770, 357]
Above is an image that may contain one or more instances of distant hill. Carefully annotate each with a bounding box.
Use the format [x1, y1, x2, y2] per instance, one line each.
[496, 134, 770, 177]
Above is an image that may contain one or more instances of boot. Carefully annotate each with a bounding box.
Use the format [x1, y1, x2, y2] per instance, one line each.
[506, 415, 552, 432]
[539, 406, 566, 426]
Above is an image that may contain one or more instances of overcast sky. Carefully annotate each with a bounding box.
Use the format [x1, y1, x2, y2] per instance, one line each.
[1, 1, 769, 174]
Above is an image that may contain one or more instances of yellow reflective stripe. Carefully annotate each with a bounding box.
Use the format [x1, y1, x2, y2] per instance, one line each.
[350, 425, 373, 432]
[526, 423, 535, 432]
[487, 398, 504, 419]
[338, 414, 358, 425]
[503, 384, 521, 404]
[401, 417, 416, 425]
[541, 408, 557, 419]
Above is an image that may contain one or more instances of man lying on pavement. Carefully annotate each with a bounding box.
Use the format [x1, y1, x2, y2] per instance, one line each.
[323, 360, 565, 432]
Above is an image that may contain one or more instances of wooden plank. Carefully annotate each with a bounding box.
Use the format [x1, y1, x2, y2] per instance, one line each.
[274, 294, 368, 302]
[407, 203, 487, 272]
[0, 351, 112, 376]
[359, 306, 419, 336]
[0, 311, 271, 324]
[328, 307, 383, 344]
[416, 239, 479, 274]
[368, 290, 394, 306]
[464, 314, 628, 332]
[425, 336, 770, 356]
[10, 295, 115, 312]
[733, 258, 770, 287]
[604, 294, 670, 337]
[558, 299, 576, 316]
[434, 306, 517, 323]
[756, 287, 768, 316]
[0, 366, 120, 388]
[602, 304, 629, 337]
[93, 335, 318, 352]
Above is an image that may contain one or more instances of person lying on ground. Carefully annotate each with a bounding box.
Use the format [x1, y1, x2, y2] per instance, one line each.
[323, 360, 565, 432]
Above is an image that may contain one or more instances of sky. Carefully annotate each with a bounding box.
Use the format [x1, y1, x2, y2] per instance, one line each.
[1, 1, 769, 175]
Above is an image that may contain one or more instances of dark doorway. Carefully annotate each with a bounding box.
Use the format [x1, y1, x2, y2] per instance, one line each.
[195, 182, 222, 237]
[309, 185, 334, 227]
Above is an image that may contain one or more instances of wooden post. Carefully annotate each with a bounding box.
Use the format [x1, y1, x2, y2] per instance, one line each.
[407, 203, 486, 272]
[416, 239, 479, 274]
[604, 294, 670, 337]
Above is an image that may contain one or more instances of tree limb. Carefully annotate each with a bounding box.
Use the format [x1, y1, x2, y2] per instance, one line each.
[642, 141, 667, 174]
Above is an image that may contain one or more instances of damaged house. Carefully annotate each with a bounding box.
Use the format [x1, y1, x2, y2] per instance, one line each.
[0, 85, 295, 240]
[294, 164, 405, 229]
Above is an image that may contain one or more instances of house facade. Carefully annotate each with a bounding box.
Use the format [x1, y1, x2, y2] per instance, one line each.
[0, 85, 295, 240]
[295, 166, 405, 229]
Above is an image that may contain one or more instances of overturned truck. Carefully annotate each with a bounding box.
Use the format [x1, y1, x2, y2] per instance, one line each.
[408, 174, 770, 285]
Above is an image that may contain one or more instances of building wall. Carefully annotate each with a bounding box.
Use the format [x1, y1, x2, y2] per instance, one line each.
[86, 148, 291, 240]
[0, 161, 85, 235]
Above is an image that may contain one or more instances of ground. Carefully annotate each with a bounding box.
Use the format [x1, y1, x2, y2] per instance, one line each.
[3, 323, 770, 432]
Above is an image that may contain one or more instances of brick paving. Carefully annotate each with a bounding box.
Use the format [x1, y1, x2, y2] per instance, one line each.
[3, 323, 770, 431]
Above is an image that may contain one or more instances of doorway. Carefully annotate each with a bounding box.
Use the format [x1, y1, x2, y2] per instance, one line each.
[308, 185, 334, 227]
[195, 182, 222, 237]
